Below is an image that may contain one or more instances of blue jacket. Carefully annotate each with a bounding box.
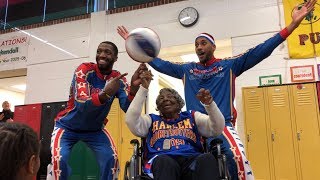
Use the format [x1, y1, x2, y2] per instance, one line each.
[55, 62, 133, 132]
[149, 32, 286, 125]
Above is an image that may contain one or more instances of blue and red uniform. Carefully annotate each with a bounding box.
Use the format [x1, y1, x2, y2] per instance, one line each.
[47, 62, 133, 180]
[148, 29, 290, 180]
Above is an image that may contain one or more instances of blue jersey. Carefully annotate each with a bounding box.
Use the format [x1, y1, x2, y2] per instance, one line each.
[55, 62, 132, 132]
[149, 32, 286, 124]
[145, 111, 203, 160]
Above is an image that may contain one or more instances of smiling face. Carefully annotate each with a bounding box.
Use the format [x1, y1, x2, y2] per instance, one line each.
[96, 42, 118, 75]
[195, 37, 215, 64]
[156, 88, 185, 119]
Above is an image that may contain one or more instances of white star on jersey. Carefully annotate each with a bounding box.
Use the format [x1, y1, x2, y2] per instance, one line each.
[77, 82, 87, 89]
[75, 69, 86, 79]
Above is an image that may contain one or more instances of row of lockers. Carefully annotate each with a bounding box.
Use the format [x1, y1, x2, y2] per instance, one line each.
[242, 82, 320, 180]
[13, 101, 100, 180]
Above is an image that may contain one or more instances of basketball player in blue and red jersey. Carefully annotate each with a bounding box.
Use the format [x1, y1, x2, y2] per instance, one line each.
[118, 1, 316, 179]
[46, 41, 147, 180]
[126, 70, 225, 180]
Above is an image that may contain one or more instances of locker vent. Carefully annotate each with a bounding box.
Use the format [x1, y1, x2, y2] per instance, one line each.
[247, 95, 261, 111]
[272, 93, 285, 107]
[297, 91, 312, 105]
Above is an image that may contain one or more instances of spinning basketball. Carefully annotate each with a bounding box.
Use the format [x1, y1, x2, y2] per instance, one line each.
[125, 27, 161, 63]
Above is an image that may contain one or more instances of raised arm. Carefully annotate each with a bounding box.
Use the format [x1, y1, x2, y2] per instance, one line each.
[230, 0, 317, 76]
[194, 88, 225, 137]
[125, 70, 154, 137]
[117, 26, 185, 79]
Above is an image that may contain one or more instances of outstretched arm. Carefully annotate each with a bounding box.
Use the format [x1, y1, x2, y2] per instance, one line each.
[194, 88, 225, 137]
[231, 0, 317, 76]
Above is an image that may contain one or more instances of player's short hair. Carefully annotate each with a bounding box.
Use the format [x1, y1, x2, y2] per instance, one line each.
[100, 41, 119, 56]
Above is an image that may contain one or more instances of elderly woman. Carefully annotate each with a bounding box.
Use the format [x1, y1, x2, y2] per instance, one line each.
[126, 70, 225, 180]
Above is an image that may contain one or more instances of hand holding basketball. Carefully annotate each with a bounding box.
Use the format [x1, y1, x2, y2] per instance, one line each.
[118, 26, 161, 63]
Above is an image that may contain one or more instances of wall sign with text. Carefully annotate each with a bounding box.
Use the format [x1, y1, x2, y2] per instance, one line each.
[259, 75, 282, 86]
[290, 65, 315, 82]
[0, 35, 29, 66]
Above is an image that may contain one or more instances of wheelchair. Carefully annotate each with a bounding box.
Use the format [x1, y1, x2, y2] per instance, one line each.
[123, 138, 230, 180]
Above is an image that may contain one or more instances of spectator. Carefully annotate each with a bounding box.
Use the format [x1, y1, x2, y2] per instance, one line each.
[0, 101, 14, 123]
[0, 122, 40, 180]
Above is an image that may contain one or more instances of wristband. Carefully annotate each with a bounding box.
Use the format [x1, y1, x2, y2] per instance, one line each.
[104, 92, 111, 99]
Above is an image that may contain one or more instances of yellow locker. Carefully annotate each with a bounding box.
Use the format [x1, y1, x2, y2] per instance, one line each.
[119, 110, 139, 179]
[242, 87, 271, 180]
[265, 86, 298, 180]
[290, 83, 320, 180]
[106, 99, 141, 179]
[106, 99, 125, 178]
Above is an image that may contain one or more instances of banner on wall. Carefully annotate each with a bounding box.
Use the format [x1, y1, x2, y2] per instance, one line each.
[290, 65, 315, 82]
[283, 0, 320, 58]
[0, 35, 29, 66]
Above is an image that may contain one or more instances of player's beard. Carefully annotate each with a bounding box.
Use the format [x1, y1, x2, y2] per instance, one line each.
[97, 58, 114, 74]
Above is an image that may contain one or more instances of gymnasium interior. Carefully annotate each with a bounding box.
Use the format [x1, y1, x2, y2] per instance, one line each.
[0, 0, 319, 179]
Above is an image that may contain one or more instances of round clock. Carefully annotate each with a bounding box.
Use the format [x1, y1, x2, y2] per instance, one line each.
[178, 7, 199, 27]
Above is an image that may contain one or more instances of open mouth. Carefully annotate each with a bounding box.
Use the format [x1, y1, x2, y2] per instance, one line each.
[197, 52, 205, 58]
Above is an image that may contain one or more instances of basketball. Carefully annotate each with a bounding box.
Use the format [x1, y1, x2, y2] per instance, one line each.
[125, 27, 161, 63]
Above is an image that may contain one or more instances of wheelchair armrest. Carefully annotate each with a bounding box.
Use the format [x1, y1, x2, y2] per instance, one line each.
[130, 139, 140, 146]
[209, 138, 223, 156]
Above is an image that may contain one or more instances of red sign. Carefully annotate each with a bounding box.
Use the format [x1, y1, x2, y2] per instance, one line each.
[290, 65, 315, 82]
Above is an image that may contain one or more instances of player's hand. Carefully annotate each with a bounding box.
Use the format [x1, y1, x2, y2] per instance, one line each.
[140, 70, 153, 89]
[0, 113, 4, 120]
[130, 63, 148, 95]
[7, 118, 13, 123]
[117, 26, 129, 40]
[292, 0, 316, 26]
[103, 73, 128, 97]
[196, 88, 213, 105]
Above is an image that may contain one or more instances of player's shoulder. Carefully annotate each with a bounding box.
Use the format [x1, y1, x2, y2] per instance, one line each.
[75, 62, 96, 73]
[110, 70, 122, 78]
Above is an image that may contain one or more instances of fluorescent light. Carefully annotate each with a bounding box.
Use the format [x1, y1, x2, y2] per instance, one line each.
[11, 84, 26, 91]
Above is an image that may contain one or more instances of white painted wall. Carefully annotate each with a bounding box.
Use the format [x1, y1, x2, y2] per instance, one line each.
[0, 0, 318, 144]
[0, 89, 25, 111]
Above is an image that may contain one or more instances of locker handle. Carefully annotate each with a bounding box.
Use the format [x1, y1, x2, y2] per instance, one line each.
[271, 133, 275, 141]
[297, 132, 301, 141]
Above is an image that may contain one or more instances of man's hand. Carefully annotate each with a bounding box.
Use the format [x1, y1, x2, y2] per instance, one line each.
[288, 0, 317, 32]
[0, 113, 4, 121]
[103, 73, 128, 97]
[196, 88, 213, 105]
[140, 70, 154, 89]
[117, 26, 130, 40]
[130, 63, 148, 95]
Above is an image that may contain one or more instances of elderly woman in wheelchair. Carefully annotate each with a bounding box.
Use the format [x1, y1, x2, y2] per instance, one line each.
[125, 70, 225, 180]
